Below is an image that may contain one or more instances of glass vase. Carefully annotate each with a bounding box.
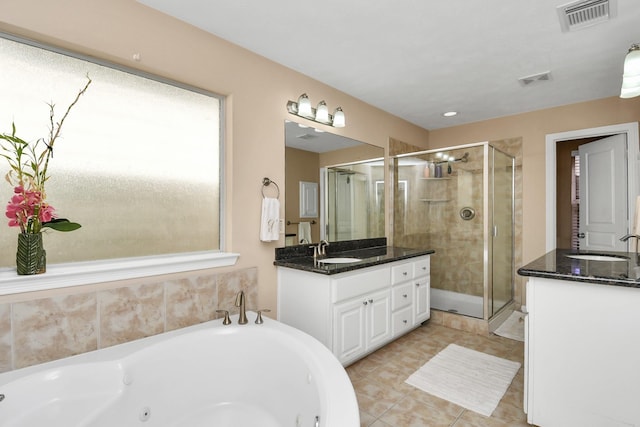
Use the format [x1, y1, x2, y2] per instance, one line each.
[16, 232, 46, 275]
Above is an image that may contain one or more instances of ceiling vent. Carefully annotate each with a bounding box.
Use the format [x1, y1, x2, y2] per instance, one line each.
[557, 0, 616, 32]
[296, 133, 318, 140]
[518, 71, 552, 86]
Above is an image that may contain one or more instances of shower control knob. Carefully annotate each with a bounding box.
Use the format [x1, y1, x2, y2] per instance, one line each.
[363, 301, 368, 306]
[368, 299, 373, 304]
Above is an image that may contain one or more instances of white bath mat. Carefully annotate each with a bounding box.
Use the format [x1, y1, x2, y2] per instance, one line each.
[405, 344, 520, 416]
[493, 310, 525, 342]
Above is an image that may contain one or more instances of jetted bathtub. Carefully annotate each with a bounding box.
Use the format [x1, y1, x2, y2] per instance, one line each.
[0, 312, 359, 427]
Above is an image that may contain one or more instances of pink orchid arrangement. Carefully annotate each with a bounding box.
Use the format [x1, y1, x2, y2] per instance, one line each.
[1, 77, 91, 234]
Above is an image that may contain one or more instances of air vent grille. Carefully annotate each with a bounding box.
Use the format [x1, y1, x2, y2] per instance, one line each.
[557, 0, 615, 32]
[518, 71, 552, 86]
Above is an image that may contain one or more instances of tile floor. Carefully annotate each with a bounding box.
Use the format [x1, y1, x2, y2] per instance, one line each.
[345, 320, 531, 427]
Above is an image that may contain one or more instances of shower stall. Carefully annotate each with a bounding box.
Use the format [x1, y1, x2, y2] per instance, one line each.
[322, 162, 385, 242]
[392, 142, 515, 320]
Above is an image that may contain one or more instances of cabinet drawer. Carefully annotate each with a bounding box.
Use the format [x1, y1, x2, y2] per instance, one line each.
[391, 261, 413, 284]
[392, 306, 413, 336]
[391, 282, 413, 311]
[332, 266, 390, 303]
[414, 257, 430, 277]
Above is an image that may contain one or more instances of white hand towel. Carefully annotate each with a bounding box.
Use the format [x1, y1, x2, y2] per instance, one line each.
[298, 221, 312, 244]
[260, 197, 280, 242]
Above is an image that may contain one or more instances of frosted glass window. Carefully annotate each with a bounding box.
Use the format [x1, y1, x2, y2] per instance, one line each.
[0, 35, 222, 267]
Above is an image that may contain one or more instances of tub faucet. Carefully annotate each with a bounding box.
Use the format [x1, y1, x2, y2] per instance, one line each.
[235, 291, 248, 325]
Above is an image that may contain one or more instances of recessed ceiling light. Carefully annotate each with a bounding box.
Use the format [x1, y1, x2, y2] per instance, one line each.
[442, 111, 458, 117]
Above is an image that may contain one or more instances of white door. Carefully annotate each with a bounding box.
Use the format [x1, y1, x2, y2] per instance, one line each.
[578, 134, 627, 251]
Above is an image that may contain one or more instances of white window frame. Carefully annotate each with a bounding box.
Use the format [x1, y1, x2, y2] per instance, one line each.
[0, 33, 237, 296]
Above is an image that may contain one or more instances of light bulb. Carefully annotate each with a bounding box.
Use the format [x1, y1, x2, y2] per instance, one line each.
[332, 107, 345, 127]
[315, 101, 329, 123]
[297, 93, 313, 118]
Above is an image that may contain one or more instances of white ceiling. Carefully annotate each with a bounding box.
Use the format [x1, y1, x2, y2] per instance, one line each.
[138, 0, 639, 130]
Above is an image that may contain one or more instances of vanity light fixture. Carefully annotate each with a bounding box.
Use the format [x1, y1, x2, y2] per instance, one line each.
[620, 43, 640, 99]
[286, 94, 346, 127]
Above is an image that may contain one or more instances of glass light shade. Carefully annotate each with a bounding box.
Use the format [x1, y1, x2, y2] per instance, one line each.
[297, 93, 313, 117]
[315, 101, 329, 123]
[623, 45, 640, 76]
[332, 107, 345, 127]
[620, 84, 640, 98]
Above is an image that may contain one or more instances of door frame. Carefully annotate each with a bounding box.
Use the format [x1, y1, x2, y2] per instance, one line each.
[545, 122, 640, 251]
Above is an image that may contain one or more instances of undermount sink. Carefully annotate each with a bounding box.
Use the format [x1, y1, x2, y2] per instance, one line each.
[316, 257, 363, 264]
[565, 254, 629, 262]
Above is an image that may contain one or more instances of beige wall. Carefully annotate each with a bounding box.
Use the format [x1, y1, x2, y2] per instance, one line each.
[0, 0, 428, 371]
[429, 97, 640, 265]
[0, 0, 428, 307]
[284, 147, 321, 242]
[1, 0, 639, 371]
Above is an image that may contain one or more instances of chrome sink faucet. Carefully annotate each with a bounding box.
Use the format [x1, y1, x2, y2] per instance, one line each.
[620, 234, 640, 262]
[235, 290, 248, 324]
[319, 239, 329, 256]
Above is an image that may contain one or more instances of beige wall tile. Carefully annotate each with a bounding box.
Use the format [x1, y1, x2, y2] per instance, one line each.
[165, 275, 217, 331]
[12, 294, 97, 369]
[0, 303, 11, 373]
[98, 283, 164, 348]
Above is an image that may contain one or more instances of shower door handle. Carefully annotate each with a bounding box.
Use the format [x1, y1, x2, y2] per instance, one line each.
[577, 232, 585, 239]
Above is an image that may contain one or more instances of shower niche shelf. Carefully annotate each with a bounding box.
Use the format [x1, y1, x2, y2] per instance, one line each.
[420, 199, 451, 203]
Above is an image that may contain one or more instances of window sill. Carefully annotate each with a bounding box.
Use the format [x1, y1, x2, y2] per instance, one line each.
[0, 251, 240, 296]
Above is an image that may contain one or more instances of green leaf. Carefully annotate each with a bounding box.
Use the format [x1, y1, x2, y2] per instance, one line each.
[42, 218, 82, 232]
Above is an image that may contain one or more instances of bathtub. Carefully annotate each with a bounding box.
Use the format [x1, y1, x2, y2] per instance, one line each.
[0, 312, 359, 427]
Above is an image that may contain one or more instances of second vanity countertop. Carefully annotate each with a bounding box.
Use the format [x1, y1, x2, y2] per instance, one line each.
[517, 248, 640, 288]
[274, 238, 434, 275]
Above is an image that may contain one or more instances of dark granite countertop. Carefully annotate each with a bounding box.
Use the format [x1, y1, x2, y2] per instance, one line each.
[274, 238, 434, 275]
[517, 248, 640, 288]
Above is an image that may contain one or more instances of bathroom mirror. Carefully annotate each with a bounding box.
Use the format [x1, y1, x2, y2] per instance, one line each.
[284, 120, 385, 244]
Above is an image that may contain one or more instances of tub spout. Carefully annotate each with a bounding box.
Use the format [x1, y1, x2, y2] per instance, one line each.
[235, 291, 248, 325]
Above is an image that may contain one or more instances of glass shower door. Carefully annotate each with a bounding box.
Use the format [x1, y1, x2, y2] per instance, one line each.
[491, 148, 515, 317]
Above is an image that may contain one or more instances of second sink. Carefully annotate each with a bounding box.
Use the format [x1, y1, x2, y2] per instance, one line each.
[317, 257, 363, 264]
[565, 254, 629, 262]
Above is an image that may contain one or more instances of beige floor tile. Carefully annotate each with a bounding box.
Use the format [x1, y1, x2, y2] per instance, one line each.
[351, 320, 532, 426]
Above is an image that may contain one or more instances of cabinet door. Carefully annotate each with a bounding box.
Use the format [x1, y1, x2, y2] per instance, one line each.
[414, 278, 430, 324]
[333, 299, 366, 364]
[367, 289, 391, 350]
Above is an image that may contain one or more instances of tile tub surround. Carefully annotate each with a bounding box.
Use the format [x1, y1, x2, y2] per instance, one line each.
[518, 249, 640, 287]
[0, 267, 257, 372]
[274, 237, 434, 275]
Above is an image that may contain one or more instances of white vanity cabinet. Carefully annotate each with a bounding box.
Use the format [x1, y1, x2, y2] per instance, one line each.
[525, 276, 640, 426]
[333, 287, 391, 364]
[277, 255, 430, 366]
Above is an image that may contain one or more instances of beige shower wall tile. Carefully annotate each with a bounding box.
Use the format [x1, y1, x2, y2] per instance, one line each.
[99, 283, 164, 348]
[0, 303, 11, 373]
[217, 268, 258, 315]
[12, 293, 97, 369]
[165, 275, 217, 331]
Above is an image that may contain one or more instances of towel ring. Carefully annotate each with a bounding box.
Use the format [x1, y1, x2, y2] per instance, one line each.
[261, 177, 280, 199]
